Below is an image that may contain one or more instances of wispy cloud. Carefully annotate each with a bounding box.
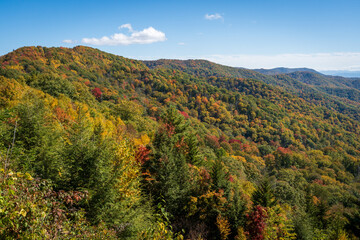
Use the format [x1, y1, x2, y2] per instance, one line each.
[203, 52, 360, 71]
[62, 39, 76, 44]
[178, 42, 185, 45]
[119, 23, 133, 32]
[205, 13, 223, 20]
[82, 24, 166, 46]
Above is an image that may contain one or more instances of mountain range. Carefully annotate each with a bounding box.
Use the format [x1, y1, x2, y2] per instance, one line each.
[1, 46, 359, 239]
[145, 59, 360, 114]
[252, 67, 319, 75]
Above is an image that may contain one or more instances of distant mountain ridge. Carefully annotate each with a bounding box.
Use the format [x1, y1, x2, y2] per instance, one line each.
[252, 67, 320, 75]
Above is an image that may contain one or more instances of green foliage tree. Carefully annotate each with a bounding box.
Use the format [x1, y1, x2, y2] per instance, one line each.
[145, 106, 193, 216]
[252, 179, 277, 208]
[14, 96, 64, 182]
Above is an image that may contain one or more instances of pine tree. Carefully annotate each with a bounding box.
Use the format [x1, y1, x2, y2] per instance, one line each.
[145, 106, 193, 217]
[226, 186, 247, 238]
[252, 179, 276, 208]
[186, 133, 202, 166]
[211, 158, 229, 192]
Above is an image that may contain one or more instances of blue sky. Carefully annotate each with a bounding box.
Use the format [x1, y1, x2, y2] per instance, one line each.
[1, 0, 360, 71]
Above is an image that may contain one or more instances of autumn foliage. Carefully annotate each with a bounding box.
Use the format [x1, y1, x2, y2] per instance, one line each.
[0, 46, 359, 239]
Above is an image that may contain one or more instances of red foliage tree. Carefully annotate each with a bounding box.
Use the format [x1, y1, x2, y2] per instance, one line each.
[205, 135, 220, 149]
[179, 111, 190, 119]
[229, 139, 242, 144]
[277, 147, 292, 155]
[135, 145, 151, 165]
[91, 87, 102, 100]
[246, 206, 267, 240]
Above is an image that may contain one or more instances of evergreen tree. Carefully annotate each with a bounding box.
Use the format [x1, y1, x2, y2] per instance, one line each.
[14, 98, 64, 182]
[226, 186, 247, 238]
[211, 157, 230, 193]
[186, 133, 202, 166]
[252, 179, 276, 208]
[145, 106, 193, 216]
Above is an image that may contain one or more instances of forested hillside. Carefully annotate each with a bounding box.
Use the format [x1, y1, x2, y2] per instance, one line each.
[145, 59, 360, 119]
[1, 46, 360, 239]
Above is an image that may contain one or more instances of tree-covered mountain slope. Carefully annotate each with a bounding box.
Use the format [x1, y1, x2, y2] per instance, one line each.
[144, 59, 278, 82]
[254, 67, 360, 102]
[145, 59, 360, 115]
[0, 46, 360, 239]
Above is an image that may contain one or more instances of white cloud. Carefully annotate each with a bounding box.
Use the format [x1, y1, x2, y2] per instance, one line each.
[178, 42, 185, 45]
[62, 39, 75, 44]
[205, 13, 223, 20]
[82, 24, 166, 46]
[203, 52, 360, 71]
[119, 23, 133, 32]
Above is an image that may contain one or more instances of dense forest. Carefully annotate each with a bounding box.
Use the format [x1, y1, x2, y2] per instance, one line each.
[145, 59, 360, 120]
[0, 46, 360, 239]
